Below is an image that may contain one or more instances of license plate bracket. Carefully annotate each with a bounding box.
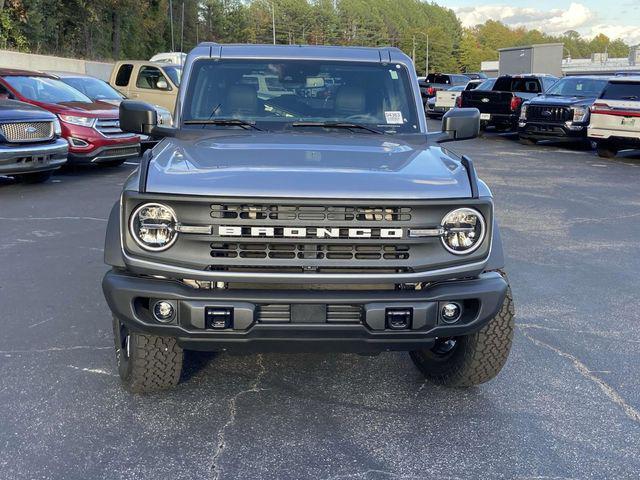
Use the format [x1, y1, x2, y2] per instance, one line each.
[291, 304, 327, 324]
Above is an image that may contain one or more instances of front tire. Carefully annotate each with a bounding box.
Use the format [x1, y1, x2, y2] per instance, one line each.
[410, 279, 514, 387]
[113, 316, 184, 393]
[596, 143, 617, 158]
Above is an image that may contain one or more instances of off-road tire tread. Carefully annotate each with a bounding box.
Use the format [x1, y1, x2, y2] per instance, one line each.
[113, 318, 183, 393]
[410, 271, 514, 387]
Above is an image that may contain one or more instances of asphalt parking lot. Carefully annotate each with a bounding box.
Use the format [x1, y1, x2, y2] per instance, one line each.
[1, 126, 639, 480]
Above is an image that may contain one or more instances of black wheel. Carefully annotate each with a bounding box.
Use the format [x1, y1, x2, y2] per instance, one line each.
[410, 276, 515, 387]
[596, 143, 617, 158]
[112, 316, 184, 393]
[17, 170, 53, 184]
[100, 159, 126, 167]
[519, 137, 537, 146]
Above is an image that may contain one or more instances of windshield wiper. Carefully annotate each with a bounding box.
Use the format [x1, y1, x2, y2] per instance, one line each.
[184, 118, 263, 131]
[621, 95, 638, 100]
[291, 121, 384, 134]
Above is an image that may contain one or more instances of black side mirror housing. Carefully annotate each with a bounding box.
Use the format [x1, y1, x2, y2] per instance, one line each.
[120, 100, 158, 135]
[440, 108, 480, 142]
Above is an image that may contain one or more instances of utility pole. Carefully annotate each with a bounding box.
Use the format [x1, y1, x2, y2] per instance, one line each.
[180, 1, 185, 53]
[271, 2, 276, 45]
[169, 0, 175, 51]
[412, 35, 416, 65]
[425, 34, 429, 77]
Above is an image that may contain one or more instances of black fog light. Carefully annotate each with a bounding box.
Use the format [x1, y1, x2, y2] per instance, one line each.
[205, 307, 233, 329]
[440, 302, 462, 324]
[153, 300, 176, 323]
[385, 308, 412, 330]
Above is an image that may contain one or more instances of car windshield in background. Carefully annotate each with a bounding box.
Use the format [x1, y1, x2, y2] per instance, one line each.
[426, 74, 451, 84]
[164, 66, 182, 86]
[476, 79, 496, 90]
[4, 76, 92, 103]
[183, 59, 419, 133]
[600, 81, 640, 100]
[546, 78, 608, 97]
[60, 77, 124, 101]
[493, 77, 541, 93]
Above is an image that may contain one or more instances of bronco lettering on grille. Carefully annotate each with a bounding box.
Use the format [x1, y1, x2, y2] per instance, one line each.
[218, 226, 404, 239]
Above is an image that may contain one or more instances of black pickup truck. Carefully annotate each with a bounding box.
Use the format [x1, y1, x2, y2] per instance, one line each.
[459, 74, 559, 131]
[419, 73, 471, 104]
[518, 76, 609, 145]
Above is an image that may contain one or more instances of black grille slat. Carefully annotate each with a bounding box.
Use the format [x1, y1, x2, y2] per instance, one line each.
[210, 204, 412, 223]
[526, 105, 572, 123]
[327, 305, 363, 323]
[210, 243, 410, 262]
[257, 304, 362, 323]
[257, 304, 291, 323]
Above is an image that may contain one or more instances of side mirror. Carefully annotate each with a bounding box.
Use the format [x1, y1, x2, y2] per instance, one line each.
[120, 100, 158, 135]
[440, 108, 480, 142]
[156, 79, 169, 90]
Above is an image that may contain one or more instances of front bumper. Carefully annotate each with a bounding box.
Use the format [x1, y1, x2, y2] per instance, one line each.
[68, 143, 140, 164]
[519, 122, 587, 141]
[103, 270, 508, 353]
[0, 138, 68, 175]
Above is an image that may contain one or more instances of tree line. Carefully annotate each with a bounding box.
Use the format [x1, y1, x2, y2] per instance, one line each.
[0, 0, 631, 73]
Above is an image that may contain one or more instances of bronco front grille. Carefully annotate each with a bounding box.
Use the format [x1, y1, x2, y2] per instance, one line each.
[0, 121, 54, 143]
[210, 204, 412, 222]
[526, 105, 572, 123]
[210, 243, 410, 261]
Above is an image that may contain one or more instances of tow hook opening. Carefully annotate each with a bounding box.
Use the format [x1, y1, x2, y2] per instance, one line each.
[205, 307, 234, 330]
[385, 308, 413, 330]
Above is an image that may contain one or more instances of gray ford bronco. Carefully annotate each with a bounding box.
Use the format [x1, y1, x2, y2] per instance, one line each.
[103, 44, 515, 393]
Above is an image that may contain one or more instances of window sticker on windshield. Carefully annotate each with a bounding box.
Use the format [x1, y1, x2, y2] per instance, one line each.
[389, 70, 399, 80]
[385, 111, 404, 124]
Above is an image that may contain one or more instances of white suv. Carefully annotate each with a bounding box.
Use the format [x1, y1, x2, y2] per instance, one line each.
[589, 77, 640, 158]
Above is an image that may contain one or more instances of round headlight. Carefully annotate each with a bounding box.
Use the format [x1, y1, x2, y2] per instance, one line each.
[129, 203, 178, 251]
[440, 208, 486, 255]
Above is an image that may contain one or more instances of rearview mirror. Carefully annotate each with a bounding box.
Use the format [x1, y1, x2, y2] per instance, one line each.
[440, 108, 480, 142]
[120, 100, 158, 135]
[156, 79, 169, 90]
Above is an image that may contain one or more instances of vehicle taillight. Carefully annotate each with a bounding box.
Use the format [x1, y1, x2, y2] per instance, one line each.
[455, 95, 463, 108]
[427, 87, 436, 96]
[510, 96, 523, 111]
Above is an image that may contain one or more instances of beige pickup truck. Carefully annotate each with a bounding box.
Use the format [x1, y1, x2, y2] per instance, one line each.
[109, 61, 181, 112]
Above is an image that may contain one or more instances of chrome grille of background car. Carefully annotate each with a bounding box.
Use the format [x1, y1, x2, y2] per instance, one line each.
[527, 106, 572, 122]
[0, 121, 54, 143]
[95, 118, 127, 136]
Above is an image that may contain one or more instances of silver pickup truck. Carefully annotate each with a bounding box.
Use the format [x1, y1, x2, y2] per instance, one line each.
[102, 44, 514, 393]
[0, 99, 68, 183]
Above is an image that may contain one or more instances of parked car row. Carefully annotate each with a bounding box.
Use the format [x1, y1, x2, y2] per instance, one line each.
[0, 62, 179, 184]
[426, 73, 640, 159]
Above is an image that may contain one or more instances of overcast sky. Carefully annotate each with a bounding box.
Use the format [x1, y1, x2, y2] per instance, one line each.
[436, 1, 640, 46]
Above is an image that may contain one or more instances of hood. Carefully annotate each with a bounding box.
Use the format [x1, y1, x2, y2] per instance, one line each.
[527, 94, 596, 107]
[0, 99, 55, 122]
[145, 132, 472, 199]
[32, 100, 118, 117]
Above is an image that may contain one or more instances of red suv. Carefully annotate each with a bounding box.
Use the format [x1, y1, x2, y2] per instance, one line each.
[0, 69, 140, 166]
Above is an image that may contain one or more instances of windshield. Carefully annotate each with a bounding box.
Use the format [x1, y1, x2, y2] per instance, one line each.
[546, 77, 607, 97]
[164, 66, 182, 86]
[4, 75, 92, 103]
[476, 79, 496, 90]
[60, 77, 124, 101]
[183, 59, 419, 133]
